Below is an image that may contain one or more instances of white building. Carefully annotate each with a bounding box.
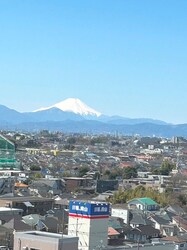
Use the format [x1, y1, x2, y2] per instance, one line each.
[14, 231, 78, 250]
[111, 207, 129, 224]
[68, 200, 110, 250]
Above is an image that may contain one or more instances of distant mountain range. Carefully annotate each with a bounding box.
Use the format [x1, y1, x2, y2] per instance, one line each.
[0, 98, 187, 137]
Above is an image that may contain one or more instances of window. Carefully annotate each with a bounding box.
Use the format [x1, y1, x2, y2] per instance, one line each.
[129, 234, 133, 239]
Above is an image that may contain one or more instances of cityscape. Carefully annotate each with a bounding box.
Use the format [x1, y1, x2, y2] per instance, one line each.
[0, 1, 187, 250]
[0, 130, 187, 249]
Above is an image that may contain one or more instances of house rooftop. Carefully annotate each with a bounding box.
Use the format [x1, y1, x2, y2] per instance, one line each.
[108, 227, 120, 236]
[137, 197, 158, 205]
[63, 177, 92, 180]
[15, 230, 78, 240]
[0, 196, 54, 202]
[26, 231, 62, 239]
[112, 204, 128, 209]
[122, 242, 177, 250]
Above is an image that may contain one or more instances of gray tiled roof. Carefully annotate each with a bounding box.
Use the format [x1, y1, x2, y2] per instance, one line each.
[150, 215, 169, 225]
[166, 204, 185, 215]
[22, 214, 44, 226]
[4, 218, 31, 231]
[130, 212, 152, 226]
[131, 225, 160, 236]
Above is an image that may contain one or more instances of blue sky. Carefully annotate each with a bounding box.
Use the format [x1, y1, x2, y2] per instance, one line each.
[0, 0, 187, 124]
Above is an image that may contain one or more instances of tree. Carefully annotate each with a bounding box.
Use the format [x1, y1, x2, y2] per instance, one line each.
[133, 185, 146, 197]
[30, 165, 41, 171]
[103, 168, 123, 180]
[33, 173, 42, 179]
[177, 194, 187, 206]
[123, 167, 137, 179]
[108, 185, 171, 207]
[109, 171, 119, 180]
[160, 160, 175, 175]
[78, 166, 89, 177]
[104, 170, 111, 177]
[62, 171, 71, 177]
[151, 160, 176, 176]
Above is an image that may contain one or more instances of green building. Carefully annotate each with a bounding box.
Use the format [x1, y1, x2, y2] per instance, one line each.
[0, 134, 19, 169]
[128, 197, 159, 211]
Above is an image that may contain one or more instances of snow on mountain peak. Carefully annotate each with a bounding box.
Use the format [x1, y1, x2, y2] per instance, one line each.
[34, 98, 102, 117]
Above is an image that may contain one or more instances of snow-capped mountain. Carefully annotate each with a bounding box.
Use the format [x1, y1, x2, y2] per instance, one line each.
[34, 98, 102, 117]
[1, 101, 186, 137]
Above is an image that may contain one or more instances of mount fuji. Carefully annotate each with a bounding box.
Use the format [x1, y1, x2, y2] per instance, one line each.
[2, 98, 187, 137]
[34, 98, 102, 118]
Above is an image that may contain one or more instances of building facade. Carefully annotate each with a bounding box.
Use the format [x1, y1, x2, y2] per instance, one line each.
[0, 196, 54, 215]
[14, 231, 78, 250]
[111, 207, 129, 224]
[0, 134, 19, 170]
[68, 200, 110, 250]
[128, 197, 159, 211]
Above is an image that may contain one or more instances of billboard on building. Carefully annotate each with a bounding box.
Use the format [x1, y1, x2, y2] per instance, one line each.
[69, 200, 110, 217]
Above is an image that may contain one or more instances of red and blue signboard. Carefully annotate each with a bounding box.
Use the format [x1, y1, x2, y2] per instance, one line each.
[69, 200, 110, 219]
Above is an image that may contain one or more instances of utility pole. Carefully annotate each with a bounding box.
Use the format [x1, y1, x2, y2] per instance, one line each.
[137, 238, 140, 250]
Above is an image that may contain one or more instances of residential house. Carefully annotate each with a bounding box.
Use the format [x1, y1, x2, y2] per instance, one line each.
[108, 217, 124, 236]
[96, 180, 119, 193]
[92, 191, 114, 202]
[30, 178, 65, 196]
[0, 214, 30, 249]
[162, 234, 187, 250]
[172, 215, 187, 233]
[63, 177, 93, 192]
[166, 204, 185, 216]
[130, 210, 152, 228]
[46, 209, 69, 234]
[149, 214, 178, 237]
[14, 182, 29, 195]
[155, 208, 175, 222]
[128, 197, 159, 211]
[108, 227, 120, 245]
[126, 225, 160, 243]
[22, 214, 44, 229]
[0, 196, 54, 215]
[35, 216, 59, 233]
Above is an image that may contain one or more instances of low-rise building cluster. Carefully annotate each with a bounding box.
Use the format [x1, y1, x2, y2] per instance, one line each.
[0, 131, 187, 249]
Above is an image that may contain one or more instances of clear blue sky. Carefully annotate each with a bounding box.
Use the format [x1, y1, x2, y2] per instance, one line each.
[0, 0, 187, 124]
